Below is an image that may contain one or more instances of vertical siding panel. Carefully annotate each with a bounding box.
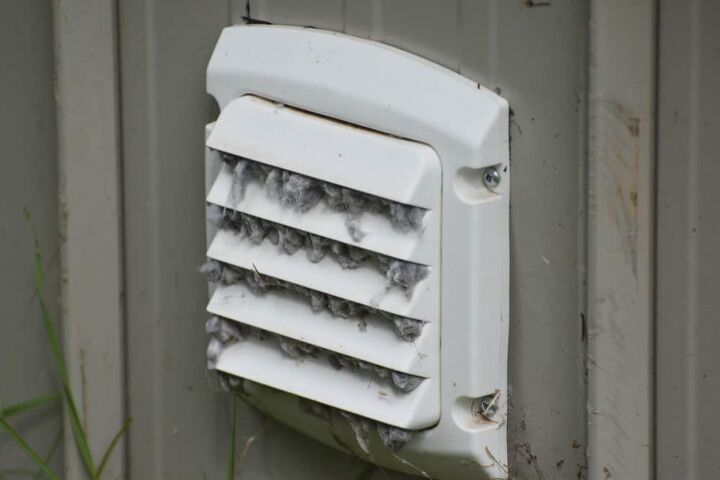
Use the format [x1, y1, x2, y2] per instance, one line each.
[0, 0, 64, 474]
[457, 0, 493, 85]
[248, 0, 345, 30]
[657, 1, 720, 479]
[587, 1, 656, 478]
[52, 0, 126, 476]
[119, 1, 238, 478]
[344, 1, 373, 38]
[655, 4, 694, 477]
[460, 2, 589, 478]
[372, 0, 461, 69]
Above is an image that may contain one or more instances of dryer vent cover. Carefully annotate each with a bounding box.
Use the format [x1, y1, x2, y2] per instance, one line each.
[203, 26, 509, 480]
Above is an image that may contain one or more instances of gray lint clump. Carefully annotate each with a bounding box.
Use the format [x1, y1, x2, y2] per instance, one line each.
[215, 372, 243, 392]
[204, 316, 250, 369]
[376, 423, 417, 452]
[296, 395, 419, 453]
[217, 151, 427, 234]
[326, 354, 423, 393]
[210, 206, 429, 293]
[390, 371, 424, 392]
[340, 411, 372, 454]
[205, 315, 424, 393]
[201, 259, 425, 342]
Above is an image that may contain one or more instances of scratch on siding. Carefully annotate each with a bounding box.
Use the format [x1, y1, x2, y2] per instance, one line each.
[591, 97, 641, 281]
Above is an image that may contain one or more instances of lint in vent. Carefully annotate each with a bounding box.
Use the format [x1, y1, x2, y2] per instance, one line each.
[203, 26, 509, 480]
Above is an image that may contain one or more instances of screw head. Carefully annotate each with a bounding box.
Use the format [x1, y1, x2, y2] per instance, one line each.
[480, 397, 498, 415]
[483, 167, 501, 190]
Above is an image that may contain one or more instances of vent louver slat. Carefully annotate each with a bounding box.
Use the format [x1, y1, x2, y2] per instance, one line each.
[210, 206, 430, 295]
[206, 159, 437, 264]
[206, 94, 439, 208]
[205, 95, 441, 431]
[206, 318, 425, 392]
[215, 341, 439, 429]
[207, 283, 434, 376]
[206, 229, 435, 321]
[203, 260, 425, 342]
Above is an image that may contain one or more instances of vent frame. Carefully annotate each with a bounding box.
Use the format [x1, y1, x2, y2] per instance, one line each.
[205, 25, 509, 480]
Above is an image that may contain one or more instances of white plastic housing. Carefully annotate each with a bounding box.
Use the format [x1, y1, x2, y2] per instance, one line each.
[205, 26, 509, 479]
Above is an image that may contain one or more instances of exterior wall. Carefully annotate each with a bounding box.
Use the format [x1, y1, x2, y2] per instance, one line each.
[119, 1, 589, 478]
[2, 0, 720, 479]
[0, 0, 64, 475]
[118, 2, 236, 478]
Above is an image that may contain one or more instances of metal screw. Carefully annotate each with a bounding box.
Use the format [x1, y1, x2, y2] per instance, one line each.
[477, 390, 501, 418]
[483, 166, 501, 190]
[480, 396, 498, 416]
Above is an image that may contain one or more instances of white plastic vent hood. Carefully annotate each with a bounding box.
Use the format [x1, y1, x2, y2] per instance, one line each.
[203, 25, 509, 479]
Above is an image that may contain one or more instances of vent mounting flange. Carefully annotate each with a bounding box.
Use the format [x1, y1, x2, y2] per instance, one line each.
[203, 25, 509, 480]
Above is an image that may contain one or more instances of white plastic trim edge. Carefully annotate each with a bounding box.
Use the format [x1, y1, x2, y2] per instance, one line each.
[207, 25, 509, 479]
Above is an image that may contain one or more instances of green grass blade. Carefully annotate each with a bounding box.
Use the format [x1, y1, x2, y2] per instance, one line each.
[0, 393, 60, 418]
[24, 209, 97, 476]
[0, 417, 59, 480]
[95, 418, 132, 479]
[61, 382, 96, 476]
[33, 429, 63, 480]
[227, 395, 238, 480]
[23, 209, 67, 378]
